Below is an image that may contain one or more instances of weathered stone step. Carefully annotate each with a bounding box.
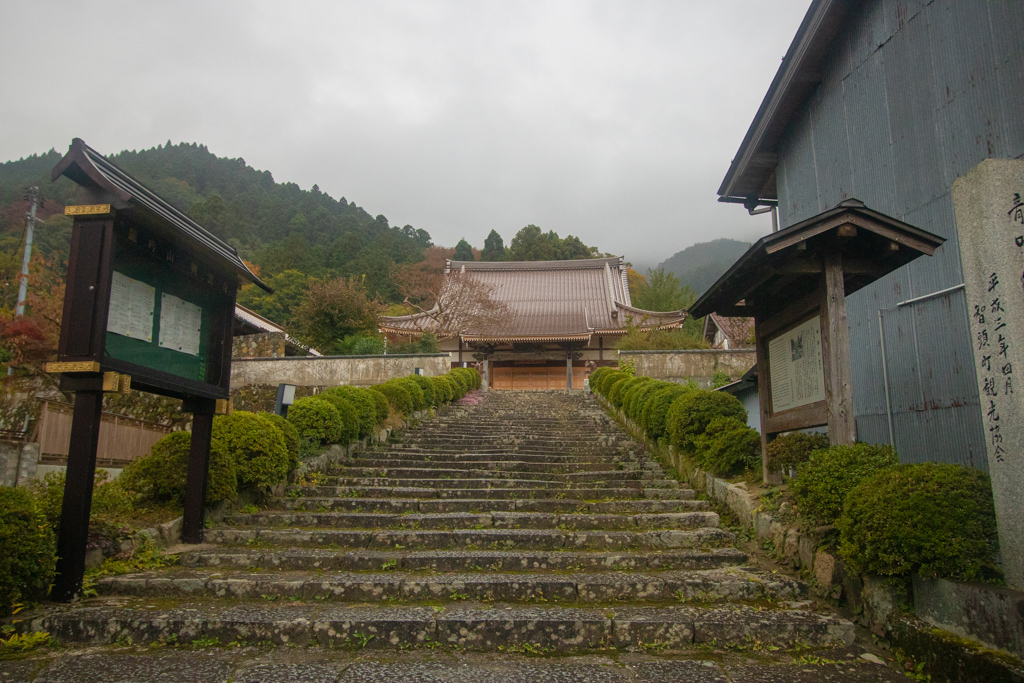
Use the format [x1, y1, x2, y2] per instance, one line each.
[30, 601, 854, 651]
[347, 458, 622, 473]
[317, 477, 679, 491]
[204, 526, 734, 550]
[181, 547, 748, 572]
[228, 510, 719, 531]
[95, 567, 802, 604]
[325, 467, 655, 483]
[273, 497, 707, 514]
[286, 486, 694, 500]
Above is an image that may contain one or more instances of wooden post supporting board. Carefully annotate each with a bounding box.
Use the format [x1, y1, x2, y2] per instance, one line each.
[52, 387, 104, 601]
[821, 250, 855, 445]
[181, 399, 216, 544]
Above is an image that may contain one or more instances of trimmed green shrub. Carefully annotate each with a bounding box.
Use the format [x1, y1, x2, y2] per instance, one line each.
[372, 383, 413, 415]
[450, 367, 475, 392]
[408, 374, 437, 407]
[392, 377, 427, 411]
[606, 376, 633, 406]
[0, 486, 56, 616]
[322, 387, 377, 438]
[444, 374, 465, 400]
[588, 367, 609, 392]
[429, 375, 453, 404]
[262, 412, 301, 472]
[766, 432, 830, 474]
[666, 389, 746, 452]
[468, 367, 483, 389]
[315, 392, 360, 443]
[366, 388, 390, 423]
[213, 411, 291, 488]
[596, 370, 627, 396]
[640, 384, 692, 441]
[287, 397, 343, 445]
[693, 417, 762, 476]
[119, 430, 237, 504]
[838, 463, 999, 580]
[448, 370, 469, 395]
[792, 443, 899, 526]
[626, 380, 664, 423]
[622, 377, 655, 418]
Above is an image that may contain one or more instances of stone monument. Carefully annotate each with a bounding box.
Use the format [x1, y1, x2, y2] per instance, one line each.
[954, 158, 1024, 590]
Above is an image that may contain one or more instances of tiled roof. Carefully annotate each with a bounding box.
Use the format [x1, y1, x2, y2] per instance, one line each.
[233, 305, 320, 356]
[705, 313, 755, 348]
[381, 258, 687, 341]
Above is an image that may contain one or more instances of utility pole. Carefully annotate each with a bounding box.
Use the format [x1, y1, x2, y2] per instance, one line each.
[15, 187, 41, 317]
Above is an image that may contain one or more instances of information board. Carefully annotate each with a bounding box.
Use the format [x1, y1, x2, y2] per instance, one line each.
[768, 315, 826, 412]
[159, 293, 202, 356]
[106, 272, 155, 341]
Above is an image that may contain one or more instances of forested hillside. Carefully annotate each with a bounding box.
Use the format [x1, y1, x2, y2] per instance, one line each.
[656, 238, 750, 297]
[0, 141, 607, 356]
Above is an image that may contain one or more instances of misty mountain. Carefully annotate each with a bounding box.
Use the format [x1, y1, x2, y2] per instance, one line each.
[656, 238, 751, 298]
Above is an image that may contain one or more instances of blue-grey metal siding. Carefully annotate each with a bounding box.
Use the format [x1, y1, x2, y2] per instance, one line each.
[772, 0, 1024, 468]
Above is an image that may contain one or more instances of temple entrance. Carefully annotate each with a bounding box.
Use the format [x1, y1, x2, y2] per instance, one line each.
[490, 362, 586, 390]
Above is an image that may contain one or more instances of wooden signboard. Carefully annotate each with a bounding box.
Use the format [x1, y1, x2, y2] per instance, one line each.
[689, 199, 944, 483]
[46, 139, 268, 600]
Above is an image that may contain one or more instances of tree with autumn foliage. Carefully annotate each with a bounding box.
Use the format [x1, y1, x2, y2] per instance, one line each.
[293, 276, 381, 354]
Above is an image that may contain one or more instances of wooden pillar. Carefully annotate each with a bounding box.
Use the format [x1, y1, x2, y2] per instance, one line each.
[821, 251, 856, 445]
[52, 388, 104, 601]
[482, 359, 489, 392]
[182, 398, 216, 544]
[752, 316, 778, 485]
[566, 355, 573, 390]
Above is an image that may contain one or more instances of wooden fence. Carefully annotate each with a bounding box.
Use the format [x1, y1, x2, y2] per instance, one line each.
[34, 400, 174, 468]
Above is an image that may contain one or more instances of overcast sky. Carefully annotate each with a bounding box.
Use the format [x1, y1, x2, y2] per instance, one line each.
[0, 1, 808, 271]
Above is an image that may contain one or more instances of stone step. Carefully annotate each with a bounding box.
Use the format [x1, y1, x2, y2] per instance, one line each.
[346, 458, 623, 473]
[181, 547, 748, 572]
[285, 486, 694, 500]
[95, 567, 802, 604]
[273, 497, 708, 514]
[204, 526, 734, 550]
[316, 478, 679, 490]
[30, 601, 855, 651]
[324, 467, 652, 483]
[227, 511, 720, 531]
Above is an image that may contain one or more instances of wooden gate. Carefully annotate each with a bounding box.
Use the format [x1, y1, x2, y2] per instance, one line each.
[491, 365, 586, 390]
[35, 400, 174, 468]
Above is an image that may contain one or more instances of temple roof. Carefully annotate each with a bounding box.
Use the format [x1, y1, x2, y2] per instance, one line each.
[380, 257, 687, 342]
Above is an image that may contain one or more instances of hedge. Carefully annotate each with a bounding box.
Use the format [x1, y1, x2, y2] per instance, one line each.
[287, 397, 343, 445]
[641, 384, 692, 441]
[606, 375, 634, 407]
[666, 389, 747, 452]
[429, 375, 453, 404]
[316, 392, 360, 444]
[765, 432, 830, 474]
[839, 463, 999, 580]
[322, 386, 378, 437]
[623, 377, 656, 419]
[693, 417, 761, 476]
[213, 411, 291, 488]
[408, 374, 437, 407]
[0, 486, 56, 616]
[792, 443, 898, 526]
[119, 430, 237, 504]
[371, 383, 414, 416]
[367, 388, 390, 422]
[263, 412, 301, 472]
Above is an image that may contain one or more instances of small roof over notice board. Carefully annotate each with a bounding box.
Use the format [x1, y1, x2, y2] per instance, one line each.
[52, 138, 270, 292]
[689, 199, 946, 319]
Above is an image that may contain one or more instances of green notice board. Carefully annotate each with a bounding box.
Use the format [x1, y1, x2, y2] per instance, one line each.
[104, 239, 225, 383]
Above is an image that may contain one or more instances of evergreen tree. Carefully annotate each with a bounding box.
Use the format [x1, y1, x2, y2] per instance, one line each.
[481, 230, 506, 261]
[453, 238, 474, 261]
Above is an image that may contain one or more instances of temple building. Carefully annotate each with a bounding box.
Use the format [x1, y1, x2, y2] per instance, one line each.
[379, 257, 687, 390]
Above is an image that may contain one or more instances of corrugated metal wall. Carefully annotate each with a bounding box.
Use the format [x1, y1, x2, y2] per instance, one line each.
[774, 0, 1024, 468]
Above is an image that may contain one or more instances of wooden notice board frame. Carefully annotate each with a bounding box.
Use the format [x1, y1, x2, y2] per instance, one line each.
[46, 139, 270, 600]
[690, 199, 945, 483]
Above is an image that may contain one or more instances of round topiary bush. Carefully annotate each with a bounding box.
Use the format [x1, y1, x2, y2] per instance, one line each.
[366, 388, 390, 423]
[839, 463, 999, 580]
[444, 373, 466, 399]
[588, 367, 609, 392]
[392, 378, 426, 412]
[371, 383, 413, 416]
[408, 374, 437, 407]
[0, 486, 56, 616]
[693, 417, 762, 476]
[765, 432, 830, 475]
[641, 384, 693, 441]
[119, 430, 237, 504]
[315, 392, 360, 444]
[213, 411, 291, 488]
[622, 377, 655, 418]
[596, 370, 627, 397]
[626, 380, 663, 423]
[792, 443, 898, 526]
[606, 376, 634, 407]
[448, 370, 469, 395]
[429, 375, 453, 404]
[666, 389, 746, 452]
[262, 412, 300, 472]
[451, 367, 477, 392]
[287, 396, 343, 445]
[322, 387, 377, 438]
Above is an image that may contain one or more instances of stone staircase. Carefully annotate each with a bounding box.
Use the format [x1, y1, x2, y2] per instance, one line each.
[30, 390, 856, 656]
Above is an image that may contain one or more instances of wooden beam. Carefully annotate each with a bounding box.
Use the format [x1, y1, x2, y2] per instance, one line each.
[821, 251, 856, 445]
[763, 401, 828, 433]
[182, 398, 216, 544]
[754, 313, 775, 485]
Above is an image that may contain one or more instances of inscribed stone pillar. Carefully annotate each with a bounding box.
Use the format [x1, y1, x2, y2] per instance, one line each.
[953, 158, 1024, 590]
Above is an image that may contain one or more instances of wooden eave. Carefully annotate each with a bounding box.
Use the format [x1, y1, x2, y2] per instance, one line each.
[689, 200, 945, 319]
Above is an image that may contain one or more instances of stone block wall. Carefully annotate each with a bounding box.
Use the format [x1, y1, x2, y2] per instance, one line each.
[233, 332, 288, 358]
[619, 349, 756, 387]
[230, 353, 452, 390]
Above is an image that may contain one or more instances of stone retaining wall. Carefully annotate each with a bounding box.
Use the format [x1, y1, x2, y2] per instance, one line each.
[230, 353, 452, 389]
[618, 350, 755, 388]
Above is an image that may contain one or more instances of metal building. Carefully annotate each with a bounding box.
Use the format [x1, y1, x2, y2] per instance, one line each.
[718, 0, 1024, 469]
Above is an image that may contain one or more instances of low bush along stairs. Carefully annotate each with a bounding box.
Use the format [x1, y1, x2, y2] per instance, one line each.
[31, 390, 856, 656]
